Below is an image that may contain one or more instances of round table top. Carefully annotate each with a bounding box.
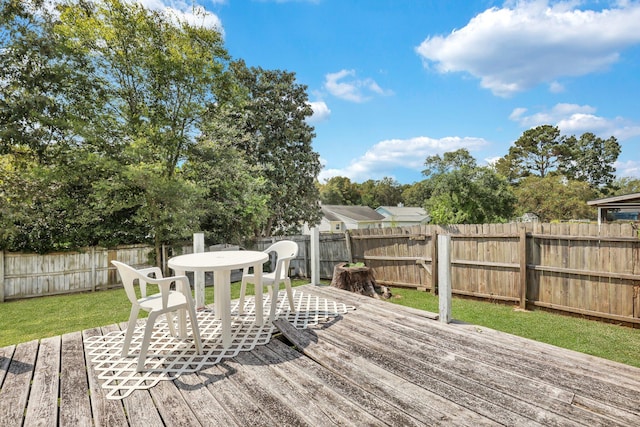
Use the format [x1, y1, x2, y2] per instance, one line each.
[168, 250, 268, 271]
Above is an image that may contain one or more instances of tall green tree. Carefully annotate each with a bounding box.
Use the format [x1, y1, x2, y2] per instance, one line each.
[0, 0, 120, 252]
[183, 107, 269, 244]
[55, 0, 233, 261]
[401, 180, 432, 207]
[318, 176, 361, 205]
[230, 60, 321, 236]
[358, 177, 405, 208]
[0, 0, 102, 159]
[513, 176, 597, 221]
[562, 132, 620, 191]
[611, 177, 640, 196]
[496, 125, 620, 194]
[496, 125, 568, 182]
[422, 149, 515, 224]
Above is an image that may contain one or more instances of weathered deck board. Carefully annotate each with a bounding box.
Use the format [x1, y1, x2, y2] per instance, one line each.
[0, 340, 38, 427]
[82, 326, 129, 426]
[302, 312, 618, 426]
[308, 285, 640, 425]
[59, 331, 93, 427]
[1, 283, 639, 426]
[24, 335, 61, 427]
[264, 337, 423, 426]
[252, 339, 384, 426]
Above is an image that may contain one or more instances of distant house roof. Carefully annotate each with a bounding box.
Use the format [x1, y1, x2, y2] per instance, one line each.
[321, 205, 385, 222]
[587, 192, 640, 225]
[376, 206, 427, 216]
[587, 192, 640, 208]
[376, 205, 430, 224]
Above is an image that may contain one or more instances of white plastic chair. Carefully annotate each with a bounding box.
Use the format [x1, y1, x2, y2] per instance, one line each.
[111, 260, 203, 372]
[239, 240, 299, 320]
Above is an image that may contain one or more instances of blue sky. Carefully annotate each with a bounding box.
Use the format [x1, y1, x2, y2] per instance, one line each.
[139, 0, 640, 184]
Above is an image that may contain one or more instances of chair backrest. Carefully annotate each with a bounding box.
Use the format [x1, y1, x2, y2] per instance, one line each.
[111, 261, 159, 306]
[264, 240, 299, 279]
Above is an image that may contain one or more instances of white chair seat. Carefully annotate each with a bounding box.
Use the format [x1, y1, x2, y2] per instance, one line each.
[111, 261, 202, 372]
[138, 292, 188, 312]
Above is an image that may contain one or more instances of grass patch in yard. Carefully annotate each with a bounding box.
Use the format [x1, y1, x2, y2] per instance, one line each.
[0, 279, 309, 348]
[389, 287, 640, 369]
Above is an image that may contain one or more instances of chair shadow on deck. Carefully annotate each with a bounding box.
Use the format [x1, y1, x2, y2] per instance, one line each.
[85, 289, 354, 399]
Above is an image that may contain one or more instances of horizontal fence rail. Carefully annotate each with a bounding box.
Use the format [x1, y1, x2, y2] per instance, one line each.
[347, 222, 640, 326]
[0, 235, 349, 301]
[2, 223, 639, 326]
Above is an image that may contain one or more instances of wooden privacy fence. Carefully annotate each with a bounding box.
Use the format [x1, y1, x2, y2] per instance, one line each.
[0, 235, 349, 302]
[3, 223, 639, 326]
[0, 245, 156, 301]
[347, 222, 640, 325]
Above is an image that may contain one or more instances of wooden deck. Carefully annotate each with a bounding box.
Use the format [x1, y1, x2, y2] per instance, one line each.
[1, 284, 639, 426]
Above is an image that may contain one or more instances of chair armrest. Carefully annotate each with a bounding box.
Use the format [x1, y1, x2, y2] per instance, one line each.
[138, 266, 163, 278]
[146, 275, 191, 308]
[136, 267, 163, 297]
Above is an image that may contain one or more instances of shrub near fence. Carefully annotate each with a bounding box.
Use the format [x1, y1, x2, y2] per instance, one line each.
[348, 222, 640, 326]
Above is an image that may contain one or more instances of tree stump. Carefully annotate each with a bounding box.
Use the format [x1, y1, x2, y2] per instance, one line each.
[330, 262, 391, 299]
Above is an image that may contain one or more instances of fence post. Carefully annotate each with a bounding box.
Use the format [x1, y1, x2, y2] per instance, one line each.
[438, 234, 451, 324]
[91, 246, 96, 292]
[344, 230, 353, 263]
[310, 227, 320, 285]
[0, 250, 4, 302]
[193, 233, 205, 309]
[431, 228, 439, 294]
[519, 226, 528, 309]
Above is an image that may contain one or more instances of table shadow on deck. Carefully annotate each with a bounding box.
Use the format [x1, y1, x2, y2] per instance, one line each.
[85, 290, 354, 399]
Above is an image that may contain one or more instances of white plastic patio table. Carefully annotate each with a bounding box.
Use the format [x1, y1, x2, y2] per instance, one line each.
[168, 251, 269, 348]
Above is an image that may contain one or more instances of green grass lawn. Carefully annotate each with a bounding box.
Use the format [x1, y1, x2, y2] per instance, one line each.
[2, 282, 639, 369]
[0, 280, 308, 347]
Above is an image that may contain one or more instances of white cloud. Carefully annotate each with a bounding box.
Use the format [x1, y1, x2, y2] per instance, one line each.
[133, 0, 224, 33]
[509, 103, 640, 140]
[307, 101, 331, 123]
[416, 1, 640, 96]
[324, 69, 393, 102]
[318, 135, 488, 182]
[615, 160, 640, 178]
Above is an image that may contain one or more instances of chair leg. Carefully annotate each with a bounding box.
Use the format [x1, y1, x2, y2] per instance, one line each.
[122, 306, 140, 357]
[285, 278, 295, 312]
[186, 304, 203, 354]
[269, 282, 279, 321]
[165, 311, 177, 337]
[238, 277, 248, 315]
[137, 313, 158, 372]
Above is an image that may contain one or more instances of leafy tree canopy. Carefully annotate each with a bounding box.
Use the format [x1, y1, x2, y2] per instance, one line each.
[318, 176, 361, 205]
[562, 132, 620, 191]
[1, 0, 319, 254]
[496, 125, 567, 181]
[512, 175, 598, 222]
[496, 125, 620, 192]
[611, 177, 640, 196]
[229, 60, 321, 236]
[358, 177, 405, 209]
[422, 149, 515, 225]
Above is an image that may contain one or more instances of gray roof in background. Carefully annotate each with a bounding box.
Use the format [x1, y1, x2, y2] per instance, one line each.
[587, 192, 640, 207]
[377, 206, 428, 216]
[321, 205, 385, 221]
